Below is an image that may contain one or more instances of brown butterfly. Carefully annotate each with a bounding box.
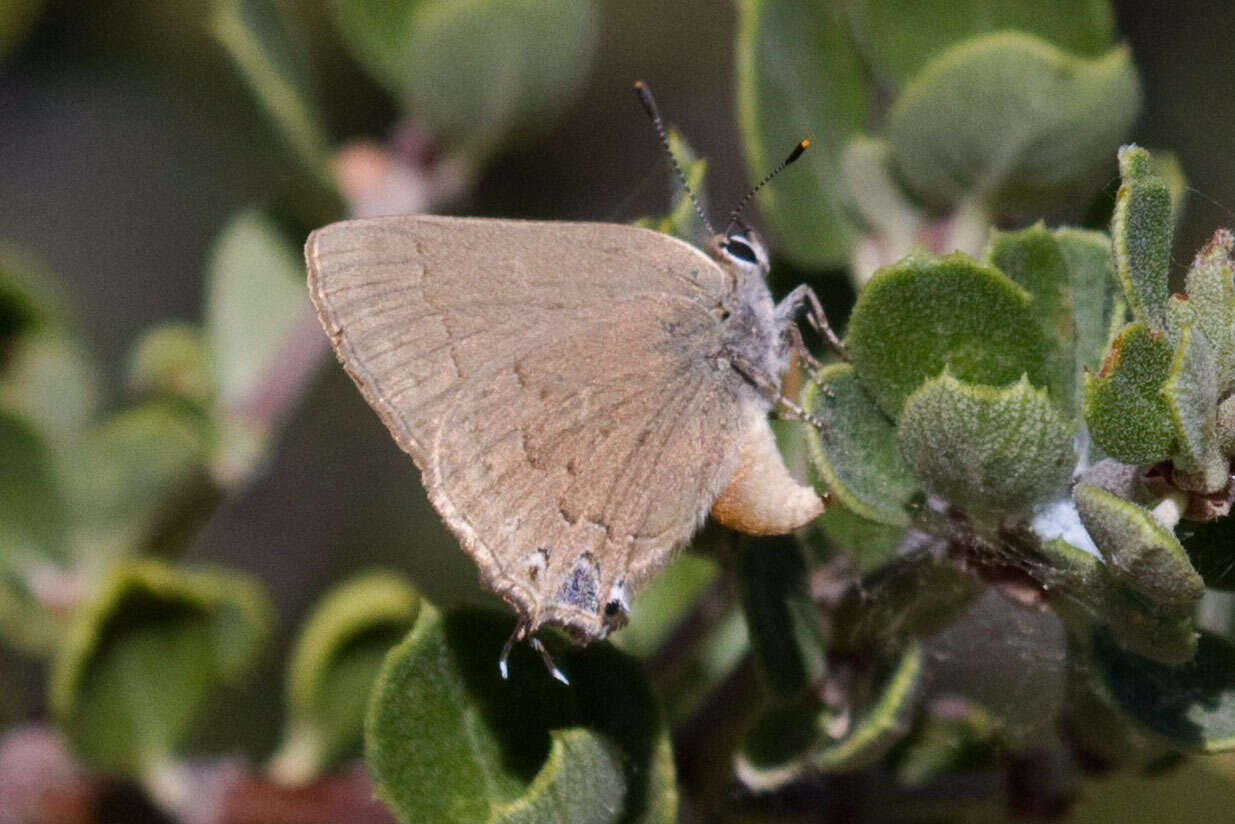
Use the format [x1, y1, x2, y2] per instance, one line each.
[305, 84, 828, 676]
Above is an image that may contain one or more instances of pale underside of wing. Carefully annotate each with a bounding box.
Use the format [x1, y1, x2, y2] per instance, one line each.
[307, 215, 747, 639]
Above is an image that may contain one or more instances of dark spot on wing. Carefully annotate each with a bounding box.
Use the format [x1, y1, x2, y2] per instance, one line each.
[556, 553, 599, 613]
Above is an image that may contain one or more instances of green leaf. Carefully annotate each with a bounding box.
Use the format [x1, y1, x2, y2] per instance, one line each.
[1084, 322, 1177, 464]
[1171, 229, 1235, 396]
[270, 571, 420, 785]
[801, 363, 919, 527]
[62, 402, 211, 560]
[737, 537, 826, 700]
[0, 408, 68, 572]
[0, 248, 100, 445]
[846, 0, 1113, 90]
[1, 331, 100, 446]
[50, 560, 273, 775]
[1111, 145, 1172, 329]
[845, 252, 1054, 419]
[404, 0, 598, 163]
[366, 606, 676, 824]
[735, 698, 824, 791]
[1220, 395, 1235, 457]
[809, 503, 905, 572]
[892, 707, 998, 787]
[887, 33, 1140, 213]
[812, 642, 923, 770]
[211, 0, 336, 191]
[1038, 528, 1200, 665]
[1162, 322, 1225, 491]
[1065, 665, 1172, 769]
[986, 222, 1115, 418]
[1073, 484, 1204, 609]
[832, 554, 985, 651]
[737, 643, 924, 786]
[735, 0, 867, 268]
[327, 0, 423, 96]
[898, 373, 1075, 516]
[494, 729, 626, 824]
[1092, 629, 1235, 752]
[206, 208, 312, 414]
[126, 322, 214, 408]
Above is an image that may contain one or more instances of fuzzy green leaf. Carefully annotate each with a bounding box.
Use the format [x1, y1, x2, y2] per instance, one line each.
[735, 699, 824, 791]
[1162, 322, 1225, 491]
[1084, 321, 1177, 464]
[801, 363, 918, 527]
[206, 208, 311, 414]
[365, 606, 675, 824]
[1074, 484, 1204, 609]
[832, 555, 985, 651]
[846, 252, 1054, 419]
[211, 0, 335, 191]
[404, 0, 598, 163]
[1111, 145, 1172, 329]
[739, 644, 924, 785]
[887, 33, 1139, 213]
[809, 504, 905, 572]
[1092, 629, 1235, 752]
[812, 641, 922, 770]
[1220, 395, 1235, 457]
[1039, 529, 1200, 665]
[735, 0, 867, 268]
[1171, 229, 1235, 395]
[270, 571, 420, 785]
[50, 560, 273, 774]
[738, 537, 826, 700]
[846, 0, 1113, 90]
[986, 223, 1115, 418]
[1104, 592, 1199, 666]
[899, 373, 1075, 516]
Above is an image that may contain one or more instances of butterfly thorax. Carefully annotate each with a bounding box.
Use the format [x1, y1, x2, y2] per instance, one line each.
[707, 231, 791, 404]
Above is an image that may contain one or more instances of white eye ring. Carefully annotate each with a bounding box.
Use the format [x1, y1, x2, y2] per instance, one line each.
[720, 232, 768, 274]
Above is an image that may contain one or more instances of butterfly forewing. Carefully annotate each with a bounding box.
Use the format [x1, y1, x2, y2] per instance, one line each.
[306, 215, 746, 638]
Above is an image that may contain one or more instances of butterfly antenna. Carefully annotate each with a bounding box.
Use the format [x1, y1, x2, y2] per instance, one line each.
[634, 80, 714, 235]
[724, 138, 810, 237]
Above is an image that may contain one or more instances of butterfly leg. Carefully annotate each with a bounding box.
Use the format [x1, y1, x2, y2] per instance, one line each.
[499, 620, 571, 685]
[776, 284, 847, 362]
[530, 637, 571, 685]
[730, 352, 828, 431]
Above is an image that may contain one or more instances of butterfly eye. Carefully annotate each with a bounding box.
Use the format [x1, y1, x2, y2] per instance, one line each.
[723, 236, 759, 265]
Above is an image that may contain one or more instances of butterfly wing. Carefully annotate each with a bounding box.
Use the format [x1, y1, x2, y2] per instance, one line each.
[307, 215, 747, 639]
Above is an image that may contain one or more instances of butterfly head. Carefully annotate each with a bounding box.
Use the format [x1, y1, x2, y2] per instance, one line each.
[708, 228, 770, 282]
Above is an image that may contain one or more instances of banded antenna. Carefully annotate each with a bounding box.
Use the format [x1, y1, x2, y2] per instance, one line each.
[724, 138, 810, 238]
[633, 80, 715, 236]
[634, 80, 811, 240]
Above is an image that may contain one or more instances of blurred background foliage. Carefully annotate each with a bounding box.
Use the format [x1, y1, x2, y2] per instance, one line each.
[3, 0, 1235, 822]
